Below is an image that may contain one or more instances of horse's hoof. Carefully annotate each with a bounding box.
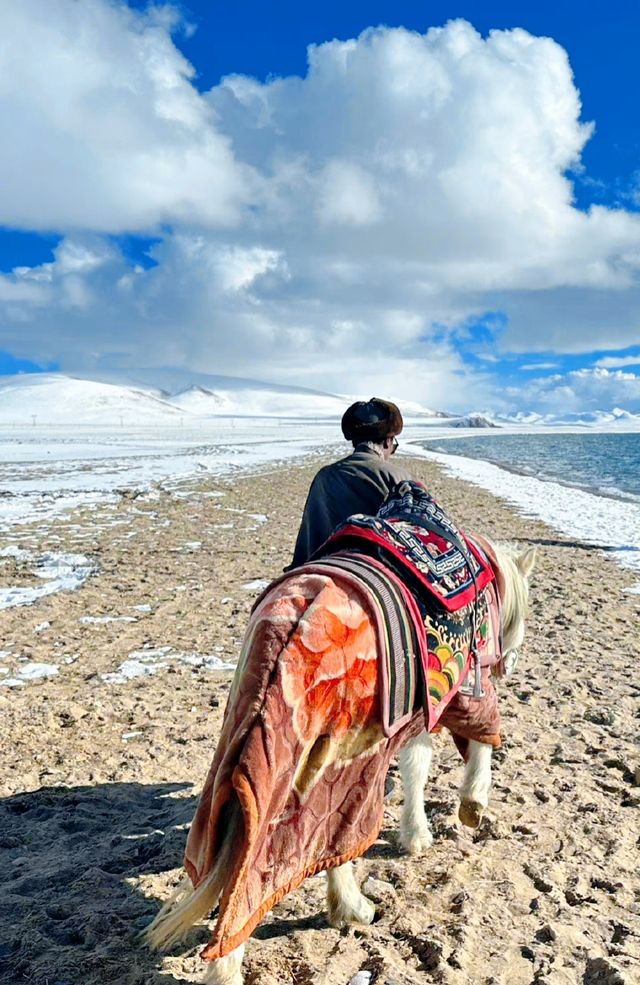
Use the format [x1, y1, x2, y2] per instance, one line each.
[327, 894, 376, 928]
[458, 799, 483, 828]
[399, 826, 433, 855]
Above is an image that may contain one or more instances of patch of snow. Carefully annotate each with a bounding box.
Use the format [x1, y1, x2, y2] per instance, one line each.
[101, 647, 173, 683]
[348, 973, 372, 985]
[242, 579, 271, 591]
[33, 621, 51, 633]
[248, 513, 268, 523]
[0, 546, 31, 560]
[101, 646, 234, 683]
[0, 551, 96, 609]
[20, 662, 59, 680]
[133, 603, 152, 612]
[0, 662, 59, 687]
[79, 614, 138, 624]
[173, 652, 236, 671]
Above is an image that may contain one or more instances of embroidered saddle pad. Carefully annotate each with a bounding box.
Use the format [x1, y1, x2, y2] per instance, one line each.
[313, 481, 502, 732]
[320, 480, 494, 612]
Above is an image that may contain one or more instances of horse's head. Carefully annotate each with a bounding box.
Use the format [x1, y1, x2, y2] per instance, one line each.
[489, 541, 537, 675]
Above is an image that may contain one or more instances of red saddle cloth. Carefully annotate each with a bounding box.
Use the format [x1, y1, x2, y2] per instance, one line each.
[319, 480, 495, 612]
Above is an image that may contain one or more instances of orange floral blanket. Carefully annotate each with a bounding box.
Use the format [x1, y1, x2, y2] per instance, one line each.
[185, 555, 503, 960]
[185, 569, 424, 960]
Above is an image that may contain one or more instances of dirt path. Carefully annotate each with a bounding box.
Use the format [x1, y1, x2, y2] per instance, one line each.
[1, 455, 638, 985]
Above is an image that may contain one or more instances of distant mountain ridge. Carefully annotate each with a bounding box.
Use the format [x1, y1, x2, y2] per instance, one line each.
[0, 371, 441, 426]
[492, 407, 640, 428]
[1, 372, 638, 429]
[83, 367, 342, 400]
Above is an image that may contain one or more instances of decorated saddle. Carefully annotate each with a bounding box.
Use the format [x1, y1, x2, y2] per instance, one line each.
[316, 480, 503, 732]
[319, 480, 494, 611]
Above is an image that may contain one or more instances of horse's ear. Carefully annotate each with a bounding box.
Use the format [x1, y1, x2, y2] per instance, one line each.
[516, 547, 537, 580]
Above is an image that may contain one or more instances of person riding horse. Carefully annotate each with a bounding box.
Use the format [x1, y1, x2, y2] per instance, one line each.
[290, 397, 413, 568]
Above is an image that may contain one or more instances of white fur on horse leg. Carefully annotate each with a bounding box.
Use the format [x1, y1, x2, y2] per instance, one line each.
[326, 862, 375, 928]
[202, 944, 245, 985]
[398, 731, 434, 854]
[459, 740, 493, 828]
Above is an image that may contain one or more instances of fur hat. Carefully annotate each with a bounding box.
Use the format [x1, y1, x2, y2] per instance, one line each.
[341, 398, 403, 443]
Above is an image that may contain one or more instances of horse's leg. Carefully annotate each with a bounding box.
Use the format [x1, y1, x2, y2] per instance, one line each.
[326, 862, 375, 928]
[398, 730, 434, 854]
[202, 944, 245, 985]
[458, 739, 492, 828]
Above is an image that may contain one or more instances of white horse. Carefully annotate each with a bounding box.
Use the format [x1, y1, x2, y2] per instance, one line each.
[146, 541, 536, 985]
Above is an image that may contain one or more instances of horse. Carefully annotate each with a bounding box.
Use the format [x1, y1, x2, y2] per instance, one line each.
[145, 539, 536, 985]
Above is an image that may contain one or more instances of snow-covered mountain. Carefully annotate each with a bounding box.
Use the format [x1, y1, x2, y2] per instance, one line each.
[0, 374, 187, 426]
[0, 372, 439, 426]
[448, 413, 499, 429]
[1, 372, 638, 429]
[551, 408, 640, 428]
[168, 382, 348, 418]
[493, 407, 640, 430]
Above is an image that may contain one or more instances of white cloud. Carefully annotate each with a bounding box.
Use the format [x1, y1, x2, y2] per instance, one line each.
[507, 367, 640, 413]
[316, 161, 382, 226]
[594, 354, 640, 368]
[0, 0, 252, 232]
[2, 9, 640, 409]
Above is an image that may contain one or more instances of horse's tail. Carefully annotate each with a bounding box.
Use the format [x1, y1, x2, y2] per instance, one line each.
[143, 797, 241, 952]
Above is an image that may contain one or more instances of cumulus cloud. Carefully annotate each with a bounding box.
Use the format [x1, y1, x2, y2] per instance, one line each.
[0, 0, 252, 231]
[506, 367, 640, 414]
[2, 6, 640, 408]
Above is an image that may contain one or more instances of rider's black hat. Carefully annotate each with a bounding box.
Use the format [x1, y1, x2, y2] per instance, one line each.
[341, 398, 403, 443]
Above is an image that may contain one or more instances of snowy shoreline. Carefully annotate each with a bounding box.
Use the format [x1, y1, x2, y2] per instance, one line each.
[403, 441, 640, 592]
[1, 421, 639, 594]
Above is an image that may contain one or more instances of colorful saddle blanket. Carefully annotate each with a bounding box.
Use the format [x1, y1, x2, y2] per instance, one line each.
[306, 552, 500, 737]
[314, 481, 502, 732]
[320, 480, 494, 612]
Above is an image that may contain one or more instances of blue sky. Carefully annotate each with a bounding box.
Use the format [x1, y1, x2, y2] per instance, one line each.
[163, 0, 640, 204]
[1, 1, 640, 413]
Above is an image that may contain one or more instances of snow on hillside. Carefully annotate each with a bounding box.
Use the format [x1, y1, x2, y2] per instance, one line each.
[0, 373, 348, 426]
[448, 413, 499, 429]
[0, 375, 185, 426]
[0, 372, 444, 425]
[168, 383, 347, 418]
[494, 407, 640, 430]
[1, 372, 638, 429]
[87, 367, 341, 400]
[552, 408, 640, 428]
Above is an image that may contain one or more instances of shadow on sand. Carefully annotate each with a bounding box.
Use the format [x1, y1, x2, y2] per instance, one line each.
[0, 781, 208, 985]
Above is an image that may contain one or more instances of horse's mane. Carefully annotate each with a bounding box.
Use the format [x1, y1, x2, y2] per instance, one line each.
[485, 539, 531, 646]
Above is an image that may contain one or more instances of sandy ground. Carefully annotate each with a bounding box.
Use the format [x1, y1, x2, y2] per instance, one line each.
[1, 454, 639, 985]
